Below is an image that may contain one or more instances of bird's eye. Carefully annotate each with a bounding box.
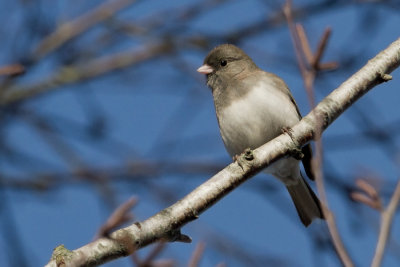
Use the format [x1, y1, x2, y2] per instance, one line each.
[220, 60, 227, 66]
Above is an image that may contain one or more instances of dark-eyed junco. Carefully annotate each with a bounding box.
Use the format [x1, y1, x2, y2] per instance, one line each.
[197, 44, 323, 226]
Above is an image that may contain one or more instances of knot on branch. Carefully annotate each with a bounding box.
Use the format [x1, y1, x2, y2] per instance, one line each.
[51, 245, 73, 266]
[165, 229, 192, 243]
[377, 73, 392, 83]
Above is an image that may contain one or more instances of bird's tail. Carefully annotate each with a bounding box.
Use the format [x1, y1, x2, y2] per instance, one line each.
[286, 175, 324, 227]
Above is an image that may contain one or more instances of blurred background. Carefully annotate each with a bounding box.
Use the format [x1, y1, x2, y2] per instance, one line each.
[1, 0, 400, 266]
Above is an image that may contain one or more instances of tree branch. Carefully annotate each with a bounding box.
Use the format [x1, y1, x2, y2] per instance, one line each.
[371, 179, 400, 267]
[0, 42, 173, 107]
[45, 37, 400, 267]
[34, 0, 136, 59]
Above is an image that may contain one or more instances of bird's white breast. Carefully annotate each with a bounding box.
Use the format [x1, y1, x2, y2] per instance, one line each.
[217, 81, 300, 158]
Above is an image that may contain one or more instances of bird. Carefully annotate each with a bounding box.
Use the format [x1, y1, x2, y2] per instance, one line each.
[197, 44, 324, 227]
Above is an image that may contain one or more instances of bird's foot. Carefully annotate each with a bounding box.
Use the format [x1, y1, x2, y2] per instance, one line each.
[234, 148, 254, 170]
[290, 148, 304, 160]
[282, 127, 304, 160]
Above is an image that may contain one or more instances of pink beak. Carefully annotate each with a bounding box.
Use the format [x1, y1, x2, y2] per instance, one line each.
[197, 64, 214, 74]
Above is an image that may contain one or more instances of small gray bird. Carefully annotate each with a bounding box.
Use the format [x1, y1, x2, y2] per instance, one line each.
[197, 44, 324, 226]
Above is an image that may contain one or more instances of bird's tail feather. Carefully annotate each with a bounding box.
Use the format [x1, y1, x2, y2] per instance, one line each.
[286, 175, 324, 227]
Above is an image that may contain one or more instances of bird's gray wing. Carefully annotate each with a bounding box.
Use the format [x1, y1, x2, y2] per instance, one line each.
[265, 72, 315, 180]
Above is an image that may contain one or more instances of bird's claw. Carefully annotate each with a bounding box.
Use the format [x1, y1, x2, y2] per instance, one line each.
[235, 148, 254, 171]
[290, 148, 304, 160]
[282, 127, 304, 160]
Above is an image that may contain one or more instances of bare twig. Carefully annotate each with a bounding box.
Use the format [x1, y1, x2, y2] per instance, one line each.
[0, 42, 173, 106]
[0, 64, 25, 76]
[312, 140, 354, 267]
[295, 24, 313, 64]
[141, 242, 167, 266]
[131, 241, 175, 267]
[283, 1, 337, 101]
[96, 197, 137, 238]
[351, 192, 382, 211]
[1, 160, 224, 192]
[34, 0, 136, 59]
[351, 179, 383, 211]
[45, 37, 400, 267]
[283, 2, 308, 79]
[188, 242, 206, 267]
[371, 180, 400, 267]
[355, 179, 380, 200]
[312, 27, 332, 69]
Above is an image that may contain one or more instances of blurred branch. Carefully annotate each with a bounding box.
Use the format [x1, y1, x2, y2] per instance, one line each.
[22, 111, 85, 167]
[188, 242, 205, 267]
[45, 37, 400, 267]
[95, 197, 137, 239]
[34, 0, 136, 59]
[351, 179, 383, 211]
[131, 241, 174, 267]
[224, 0, 348, 43]
[371, 180, 400, 267]
[0, 42, 173, 106]
[0, 160, 224, 191]
[283, 0, 337, 105]
[0, 0, 347, 108]
[0, 64, 25, 76]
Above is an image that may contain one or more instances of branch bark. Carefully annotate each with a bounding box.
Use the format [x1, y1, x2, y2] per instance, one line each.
[45, 37, 400, 267]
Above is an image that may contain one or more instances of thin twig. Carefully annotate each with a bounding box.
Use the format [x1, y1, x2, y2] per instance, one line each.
[312, 27, 332, 69]
[283, 1, 308, 79]
[1, 42, 173, 107]
[131, 242, 173, 267]
[295, 24, 313, 64]
[351, 179, 383, 211]
[188, 242, 206, 267]
[96, 197, 137, 238]
[371, 180, 400, 267]
[313, 138, 354, 267]
[355, 179, 380, 200]
[0, 64, 25, 76]
[141, 242, 167, 266]
[34, 0, 136, 59]
[351, 192, 382, 211]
